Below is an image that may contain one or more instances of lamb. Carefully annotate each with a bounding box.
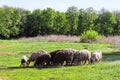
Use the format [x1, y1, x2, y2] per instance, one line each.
[90, 51, 102, 63]
[20, 55, 28, 67]
[72, 49, 91, 65]
[27, 50, 48, 66]
[34, 53, 51, 68]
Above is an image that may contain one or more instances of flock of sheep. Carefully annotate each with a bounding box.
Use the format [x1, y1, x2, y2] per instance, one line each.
[20, 49, 102, 68]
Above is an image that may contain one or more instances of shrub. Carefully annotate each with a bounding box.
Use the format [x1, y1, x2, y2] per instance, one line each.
[80, 30, 99, 43]
[96, 35, 105, 43]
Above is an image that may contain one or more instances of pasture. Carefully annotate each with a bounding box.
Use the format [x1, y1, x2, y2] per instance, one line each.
[0, 40, 120, 80]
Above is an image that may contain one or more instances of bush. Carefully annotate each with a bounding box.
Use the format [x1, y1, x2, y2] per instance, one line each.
[96, 35, 105, 43]
[80, 30, 99, 43]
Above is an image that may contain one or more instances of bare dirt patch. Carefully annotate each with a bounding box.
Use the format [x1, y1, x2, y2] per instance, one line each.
[0, 77, 4, 80]
[0, 77, 9, 80]
[0, 52, 16, 54]
[0, 77, 6, 80]
[0, 44, 10, 48]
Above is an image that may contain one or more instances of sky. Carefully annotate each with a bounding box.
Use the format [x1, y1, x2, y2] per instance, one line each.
[0, 0, 120, 12]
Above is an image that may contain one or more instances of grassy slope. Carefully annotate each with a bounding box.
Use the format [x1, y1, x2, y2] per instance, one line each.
[0, 40, 120, 80]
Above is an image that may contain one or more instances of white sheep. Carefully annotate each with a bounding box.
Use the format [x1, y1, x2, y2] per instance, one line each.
[90, 51, 102, 63]
[72, 49, 91, 65]
[20, 55, 28, 67]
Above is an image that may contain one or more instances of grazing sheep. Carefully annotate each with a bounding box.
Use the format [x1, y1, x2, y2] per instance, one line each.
[50, 50, 63, 66]
[72, 49, 91, 65]
[20, 55, 28, 67]
[64, 49, 77, 65]
[34, 53, 51, 68]
[90, 51, 102, 63]
[50, 49, 76, 66]
[27, 50, 47, 66]
[72, 51, 83, 65]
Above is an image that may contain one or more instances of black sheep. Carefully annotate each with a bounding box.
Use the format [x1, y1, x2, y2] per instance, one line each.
[34, 53, 51, 68]
[50, 49, 76, 66]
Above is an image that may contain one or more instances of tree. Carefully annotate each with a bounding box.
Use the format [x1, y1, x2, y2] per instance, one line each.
[24, 9, 43, 37]
[0, 7, 21, 39]
[26, 9, 42, 37]
[113, 11, 120, 35]
[77, 7, 98, 35]
[40, 8, 56, 35]
[17, 8, 31, 37]
[66, 6, 79, 35]
[96, 9, 116, 36]
[53, 11, 68, 34]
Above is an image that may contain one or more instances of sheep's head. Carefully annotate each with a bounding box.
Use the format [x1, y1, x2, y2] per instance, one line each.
[20, 55, 28, 67]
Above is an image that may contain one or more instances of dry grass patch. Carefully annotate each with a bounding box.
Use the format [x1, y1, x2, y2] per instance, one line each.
[19, 35, 80, 42]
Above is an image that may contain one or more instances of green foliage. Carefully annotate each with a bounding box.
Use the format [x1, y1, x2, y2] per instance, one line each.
[95, 9, 116, 36]
[77, 7, 98, 35]
[17, 9, 31, 37]
[0, 7, 21, 39]
[53, 12, 68, 34]
[40, 8, 56, 35]
[0, 6, 120, 39]
[25, 9, 42, 36]
[81, 30, 99, 43]
[66, 6, 79, 35]
[113, 11, 120, 35]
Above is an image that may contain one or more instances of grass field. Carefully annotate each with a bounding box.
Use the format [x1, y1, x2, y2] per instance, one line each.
[0, 40, 120, 80]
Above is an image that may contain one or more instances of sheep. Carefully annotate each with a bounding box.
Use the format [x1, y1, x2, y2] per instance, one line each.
[72, 49, 91, 65]
[90, 51, 102, 64]
[20, 55, 28, 67]
[50, 49, 76, 66]
[72, 51, 83, 65]
[64, 49, 77, 66]
[34, 53, 51, 68]
[27, 50, 48, 66]
[50, 49, 66, 66]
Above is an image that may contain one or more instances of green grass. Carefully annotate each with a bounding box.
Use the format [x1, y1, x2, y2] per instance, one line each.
[0, 54, 120, 80]
[0, 40, 120, 80]
[0, 40, 119, 53]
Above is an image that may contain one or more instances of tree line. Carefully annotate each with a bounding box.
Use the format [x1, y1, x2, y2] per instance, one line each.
[0, 5, 120, 39]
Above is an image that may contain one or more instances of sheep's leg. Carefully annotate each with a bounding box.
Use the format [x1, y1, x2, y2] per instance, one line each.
[83, 60, 86, 64]
[61, 61, 64, 66]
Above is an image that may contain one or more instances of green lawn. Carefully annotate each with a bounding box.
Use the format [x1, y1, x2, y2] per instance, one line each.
[0, 40, 120, 80]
